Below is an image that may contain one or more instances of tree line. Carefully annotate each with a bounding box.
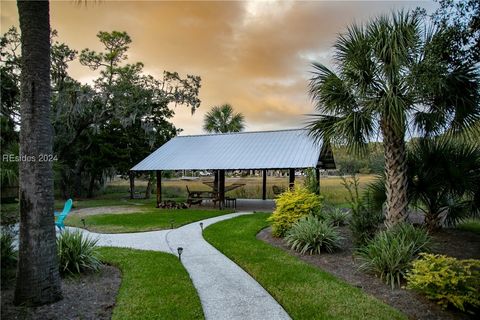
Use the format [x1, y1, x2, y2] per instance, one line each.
[1, 28, 201, 199]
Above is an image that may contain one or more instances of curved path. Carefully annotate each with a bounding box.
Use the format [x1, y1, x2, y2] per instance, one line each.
[67, 212, 291, 320]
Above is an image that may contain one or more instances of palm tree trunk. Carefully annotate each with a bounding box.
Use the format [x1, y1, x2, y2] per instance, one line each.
[382, 121, 409, 228]
[15, 0, 62, 306]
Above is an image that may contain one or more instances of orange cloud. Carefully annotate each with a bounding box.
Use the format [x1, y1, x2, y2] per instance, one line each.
[1, 0, 436, 135]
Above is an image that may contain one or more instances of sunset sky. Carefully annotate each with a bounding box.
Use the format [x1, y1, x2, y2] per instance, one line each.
[1, 0, 436, 135]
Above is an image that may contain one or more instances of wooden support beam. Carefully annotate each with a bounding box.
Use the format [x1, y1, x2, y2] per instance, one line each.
[262, 169, 267, 200]
[129, 171, 135, 199]
[156, 170, 162, 208]
[219, 170, 225, 210]
[289, 168, 295, 190]
[315, 168, 321, 195]
[213, 170, 218, 193]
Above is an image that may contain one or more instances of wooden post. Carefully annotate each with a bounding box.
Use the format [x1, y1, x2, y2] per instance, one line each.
[289, 168, 295, 190]
[219, 170, 225, 210]
[129, 171, 135, 199]
[315, 168, 320, 195]
[213, 170, 218, 193]
[156, 170, 162, 208]
[262, 169, 267, 200]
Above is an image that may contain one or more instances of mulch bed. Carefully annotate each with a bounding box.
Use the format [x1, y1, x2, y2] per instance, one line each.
[257, 226, 479, 320]
[1, 264, 121, 320]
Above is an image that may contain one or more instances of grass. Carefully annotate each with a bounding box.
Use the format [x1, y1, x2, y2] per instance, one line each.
[110, 174, 375, 205]
[204, 213, 406, 320]
[99, 247, 204, 319]
[66, 208, 233, 233]
[457, 218, 480, 234]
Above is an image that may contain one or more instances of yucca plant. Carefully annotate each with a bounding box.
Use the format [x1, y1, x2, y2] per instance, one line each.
[357, 223, 431, 288]
[285, 215, 343, 255]
[1, 231, 17, 267]
[57, 230, 102, 275]
[324, 208, 350, 227]
[1, 231, 17, 282]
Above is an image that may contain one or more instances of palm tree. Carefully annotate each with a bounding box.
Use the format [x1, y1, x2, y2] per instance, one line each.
[307, 11, 479, 228]
[14, 0, 62, 305]
[203, 104, 245, 133]
[368, 138, 480, 231]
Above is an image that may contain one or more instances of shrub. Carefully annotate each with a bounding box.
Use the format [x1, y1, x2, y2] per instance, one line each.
[285, 215, 342, 254]
[406, 253, 480, 312]
[57, 230, 102, 275]
[357, 223, 431, 289]
[342, 176, 383, 246]
[303, 168, 319, 194]
[1, 231, 17, 281]
[268, 187, 322, 237]
[324, 208, 349, 226]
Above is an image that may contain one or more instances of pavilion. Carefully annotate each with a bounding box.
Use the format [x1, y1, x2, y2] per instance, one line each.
[131, 129, 335, 208]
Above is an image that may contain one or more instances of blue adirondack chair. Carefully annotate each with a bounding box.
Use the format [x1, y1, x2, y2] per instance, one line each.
[55, 199, 73, 230]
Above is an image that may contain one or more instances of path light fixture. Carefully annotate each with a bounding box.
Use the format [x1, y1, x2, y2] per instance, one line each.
[81, 218, 86, 228]
[170, 220, 174, 229]
[177, 247, 183, 260]
[200, 222, 203, 231]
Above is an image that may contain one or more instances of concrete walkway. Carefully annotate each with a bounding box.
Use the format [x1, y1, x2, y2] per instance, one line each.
[66, 212, 291, 320]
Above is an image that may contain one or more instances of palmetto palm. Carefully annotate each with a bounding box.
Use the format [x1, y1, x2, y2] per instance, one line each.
[15, 0, 62, 305]
[203, 104, 245, 133]
[368, 139, 480, 231]
[307, 11, 479, 228]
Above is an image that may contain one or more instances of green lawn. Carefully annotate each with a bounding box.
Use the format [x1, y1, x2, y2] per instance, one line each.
[99, 247, 204, 319]
[457, 218, 480, 234]
[67, 208, 233, 233]
[204, 213, 406, 320]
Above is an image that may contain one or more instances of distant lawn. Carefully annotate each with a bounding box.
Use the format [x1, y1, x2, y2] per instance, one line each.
[204, 213, 406, 320]
[457, 218, 480, 235]
[99, 247, 204, 319]
[67, 208, 233, 233]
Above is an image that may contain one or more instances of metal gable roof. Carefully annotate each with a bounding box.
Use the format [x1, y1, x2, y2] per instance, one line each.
[131, 129, 330, 171]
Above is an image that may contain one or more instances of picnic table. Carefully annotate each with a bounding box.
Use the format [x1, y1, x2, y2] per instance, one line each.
[186, 185, 219, 207]
[201, 181, 246, 192]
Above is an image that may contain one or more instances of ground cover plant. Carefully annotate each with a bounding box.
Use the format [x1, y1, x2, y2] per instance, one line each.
[66, 208, 233, 233]
[406, 253, 480, 312]
[99, 247, 204, 319]
[204, 213, 406, 320]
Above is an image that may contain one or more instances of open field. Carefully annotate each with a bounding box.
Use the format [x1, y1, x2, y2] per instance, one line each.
[121, 174, 377, 206]
[2, 175, 375, 225]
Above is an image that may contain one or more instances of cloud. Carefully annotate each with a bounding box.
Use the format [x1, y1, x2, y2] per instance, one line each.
[1, 0, 436, 135]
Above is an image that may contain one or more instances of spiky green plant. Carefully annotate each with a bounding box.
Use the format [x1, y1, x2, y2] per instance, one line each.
[324, 208, 350, 227]
[285, 215, 343, 255]
[57, 230, 102, 275]
[357, 223, 431, 288]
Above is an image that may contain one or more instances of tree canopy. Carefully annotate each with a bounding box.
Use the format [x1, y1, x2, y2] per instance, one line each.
[203, 104, 245, 133]
[1, 27, 202, 198]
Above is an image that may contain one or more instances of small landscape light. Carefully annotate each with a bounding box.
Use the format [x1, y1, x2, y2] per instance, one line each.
[170, 219, 174, 229]
[200, 222, 204, 231]
[177, 247, 183, 260]
[81, 218, 86, 228]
